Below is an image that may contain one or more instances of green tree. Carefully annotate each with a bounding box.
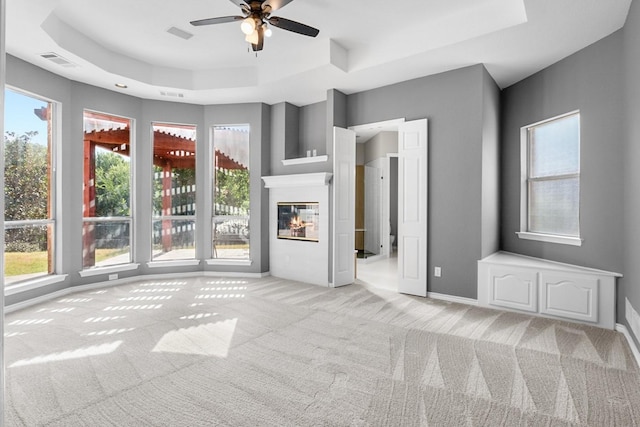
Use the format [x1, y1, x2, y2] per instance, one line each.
[94, 150, 131, 217]
[4, 131, 49, 251]
[215, 168, 249, 215]
[4, 131, 48, 221]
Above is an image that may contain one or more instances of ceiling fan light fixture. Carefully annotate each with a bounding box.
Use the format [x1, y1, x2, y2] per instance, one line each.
[245, 30, 260, 45]
[263, 23, 272, 38]
[240, 17, 256, 35]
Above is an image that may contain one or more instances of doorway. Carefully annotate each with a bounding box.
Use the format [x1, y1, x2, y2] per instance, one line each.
[351, 120, 402, 290]
[345, 118, 428, 296]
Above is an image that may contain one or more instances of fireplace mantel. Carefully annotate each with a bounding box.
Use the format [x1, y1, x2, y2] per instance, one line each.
[262, 173, 333, 188]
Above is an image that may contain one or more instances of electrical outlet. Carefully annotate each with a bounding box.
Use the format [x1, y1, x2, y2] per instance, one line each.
[108, 273, 118, 281]
[434, 267, 441, 277]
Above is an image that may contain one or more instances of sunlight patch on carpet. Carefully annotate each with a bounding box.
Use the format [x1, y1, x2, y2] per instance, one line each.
[10, 341, 123, 368]
[152, 318, 237, 357]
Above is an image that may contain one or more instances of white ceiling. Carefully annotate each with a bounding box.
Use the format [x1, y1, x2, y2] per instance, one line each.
[5, 0, 632, 106]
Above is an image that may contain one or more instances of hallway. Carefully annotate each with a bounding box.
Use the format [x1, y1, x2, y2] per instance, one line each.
[355, 253, 398, 292]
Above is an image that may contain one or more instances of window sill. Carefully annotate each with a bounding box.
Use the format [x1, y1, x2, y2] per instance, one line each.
[79, 263, 140, 278]
[147, 259, 201, 269]
[206, 259, 252, 266]
[5, 274, 69, 296]
[516, 232, 583, 246]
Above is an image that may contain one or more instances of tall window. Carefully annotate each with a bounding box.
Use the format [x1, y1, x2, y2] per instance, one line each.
[83, 111, 133, 268]
[519, 111, 581, 245]
[152, 123, 197, 261]
[3, 89, 56, 285]
[212, 125, 250, 260]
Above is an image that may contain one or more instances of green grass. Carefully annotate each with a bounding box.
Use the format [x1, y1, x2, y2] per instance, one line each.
[4, 251, 48, 276]
[4, 248, 129, 277]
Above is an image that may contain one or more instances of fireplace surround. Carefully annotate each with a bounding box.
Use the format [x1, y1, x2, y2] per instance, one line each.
[263, 173, 332, 286]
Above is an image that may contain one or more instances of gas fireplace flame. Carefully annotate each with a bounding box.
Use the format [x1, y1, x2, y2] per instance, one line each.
[290, 215, 304, 229]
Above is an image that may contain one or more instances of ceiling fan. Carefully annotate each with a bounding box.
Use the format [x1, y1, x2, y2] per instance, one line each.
[190, 0, 319, 52]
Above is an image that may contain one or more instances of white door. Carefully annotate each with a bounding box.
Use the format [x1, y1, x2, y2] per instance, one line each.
[364, 165, 381, 255]
[332, 126, 356, 287]
[398, 119, 428, 296]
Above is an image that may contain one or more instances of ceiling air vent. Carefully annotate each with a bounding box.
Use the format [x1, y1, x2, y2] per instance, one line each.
[160, 91, 185, 98]
[167, 27, 193, 40]
[40, 52, 77, 68]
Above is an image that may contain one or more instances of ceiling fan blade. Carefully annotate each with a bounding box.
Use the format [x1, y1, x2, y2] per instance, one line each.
[263, 0, 294, 12]
[190, 16, 244, 26]
[267, 16, 319, 37]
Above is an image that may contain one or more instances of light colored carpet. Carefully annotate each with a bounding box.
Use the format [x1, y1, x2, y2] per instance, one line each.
[4, 276, 640, 426]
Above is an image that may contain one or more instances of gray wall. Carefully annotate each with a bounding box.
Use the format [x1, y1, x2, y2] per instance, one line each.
[270, 102, 330, 175]
[299, 101, 326, 156]
[356, 144, 365, 165]
[4, 55, 270, 305]
[137, 99, 203, 268]
[481, 68, 501, 258]
[500, 32, 625, 273]
[501, 29, 629, 338]
[6, 55, 77, 304]
[347, 64, 498, 299]
[364, 131, 398, 164]
[623, 0, 640, 347]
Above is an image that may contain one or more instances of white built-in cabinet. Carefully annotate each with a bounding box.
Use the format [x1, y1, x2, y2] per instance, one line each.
[478, 251, 621, 329]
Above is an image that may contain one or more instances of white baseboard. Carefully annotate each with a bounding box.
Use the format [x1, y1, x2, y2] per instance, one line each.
[427, 292, 478, 306]
[6, 270, 270, 314]
[203, 271, 270, 278]
[616, 323, 640, 369]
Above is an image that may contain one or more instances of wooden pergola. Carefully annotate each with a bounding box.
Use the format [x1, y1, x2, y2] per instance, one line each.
[82, 127, 245, 267]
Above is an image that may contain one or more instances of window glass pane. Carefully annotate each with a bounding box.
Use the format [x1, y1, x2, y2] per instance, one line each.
[152, 219, 196, 260]
[529, 177, 579, 236]
[4, 223, 53, 285]
[152, 167, 196, 217]
[152, 123, 196, 261]
[530, 114, 579, 178]
[4, 88, 55, 284]
[94, 148, 131, 216]
[213, 125, 250, 260]
[83, 221, 131, 267]
[4, 133, 50, 221]
[213, 217, 249, 259]
[83, 111, 132, 268]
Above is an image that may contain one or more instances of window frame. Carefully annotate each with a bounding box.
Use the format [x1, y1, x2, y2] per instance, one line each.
[149, 121, 198, 266]
[517, 110, 583, 246]
[81, 109, 136, 272]
[208, 124, 252, 266]
[3, 87, 63, 290]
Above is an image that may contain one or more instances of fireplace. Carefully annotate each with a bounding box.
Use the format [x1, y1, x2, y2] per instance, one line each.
[263, 173, 331, 286]
[277, 202, 319, 242]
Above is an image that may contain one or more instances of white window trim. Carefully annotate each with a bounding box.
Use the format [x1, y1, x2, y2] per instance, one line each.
[79, 263, 140, 277]
[4, 88, 61, 284]
[518, 111, 582, 246]
[515, 231, 583, 246]
[5, 274, 68, 296]
[151, 121, 198, 264]
[206, 258, 252, 266]
[211, 124, 251, 262]
[147, 259, 201, 268]
[82, 110, 136, 269]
